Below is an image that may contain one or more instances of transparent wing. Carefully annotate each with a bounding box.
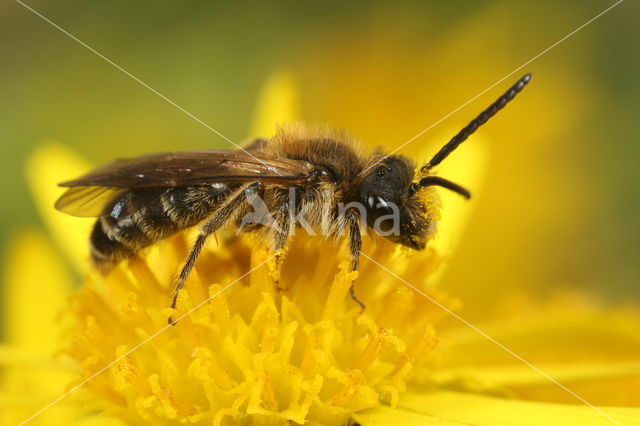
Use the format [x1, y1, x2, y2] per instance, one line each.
[55, 186, 128, 217]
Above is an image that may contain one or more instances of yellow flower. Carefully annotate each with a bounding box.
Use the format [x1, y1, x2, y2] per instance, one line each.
[3, 69, 640, 426]
[62, 227, 455, 425]
[53, 71, 457, 425]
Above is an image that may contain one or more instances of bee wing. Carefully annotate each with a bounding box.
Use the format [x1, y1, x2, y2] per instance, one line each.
[54, 186, 129, 217]
[55, 150, 315, 217]
[58, 150, 314, 188]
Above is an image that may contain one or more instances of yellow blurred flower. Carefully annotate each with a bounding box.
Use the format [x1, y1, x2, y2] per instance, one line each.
[3, 64, 640, 426]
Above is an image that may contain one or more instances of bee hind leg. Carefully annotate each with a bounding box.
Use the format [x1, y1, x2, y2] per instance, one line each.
[346, 210, 365, 312]
[270, 203, 291, 291]
[169, 181, 262, 325]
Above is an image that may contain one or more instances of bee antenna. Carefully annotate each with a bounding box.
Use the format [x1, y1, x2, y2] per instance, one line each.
[425, 73, 532, 170]
[419, 176, 471, 199]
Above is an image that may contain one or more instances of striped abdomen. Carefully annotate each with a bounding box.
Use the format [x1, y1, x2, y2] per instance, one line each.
[89, 184, 233, 269]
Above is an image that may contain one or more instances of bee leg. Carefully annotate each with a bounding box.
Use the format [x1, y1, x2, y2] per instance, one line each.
[169, 182, 262, 324]
[346, 210, 365, 312]
[271, 203, 291, 291]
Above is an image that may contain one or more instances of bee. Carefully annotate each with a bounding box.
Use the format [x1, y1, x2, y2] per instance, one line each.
[56, 73, 531, 321]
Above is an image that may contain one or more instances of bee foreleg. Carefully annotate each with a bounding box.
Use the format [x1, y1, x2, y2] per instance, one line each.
[346, 210, 365, 312]
[169, 181, 262, 324]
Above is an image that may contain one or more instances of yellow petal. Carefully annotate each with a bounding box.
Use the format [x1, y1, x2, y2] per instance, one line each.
[430, 361, 640, 391]
[422, 308, 640, 405]
[71, 415, 126, 426]
[353, 404, 465, 425]
[354, 389, 640, 425]
[250, 69, 300, 137]
[441, 309, 640, 367]
[0, 343, 76, 371]
[26, 142, 94, 273]
[3, 228, 74, 351]
[426, 361, 640, 407]
[0, 228, 80, 424]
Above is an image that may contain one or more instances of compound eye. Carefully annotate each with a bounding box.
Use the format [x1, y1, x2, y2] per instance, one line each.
[408, 182, 419, 196]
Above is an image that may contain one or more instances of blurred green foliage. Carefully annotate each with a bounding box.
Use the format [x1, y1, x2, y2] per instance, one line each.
[1, 0, 638, 300]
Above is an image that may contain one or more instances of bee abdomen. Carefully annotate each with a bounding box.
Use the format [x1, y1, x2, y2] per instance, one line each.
[89, 210, 182, 269]
[89, 219, 136, 269]
[89, 192, 175, 268]
[89, 185, 232, 268]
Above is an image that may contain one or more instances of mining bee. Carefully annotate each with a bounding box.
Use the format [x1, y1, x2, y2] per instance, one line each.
[56, 73, 531, 322]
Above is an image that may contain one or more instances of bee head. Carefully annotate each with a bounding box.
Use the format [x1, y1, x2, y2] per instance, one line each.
[359, 156, 470, 250]
[356, 73, 532, 250]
